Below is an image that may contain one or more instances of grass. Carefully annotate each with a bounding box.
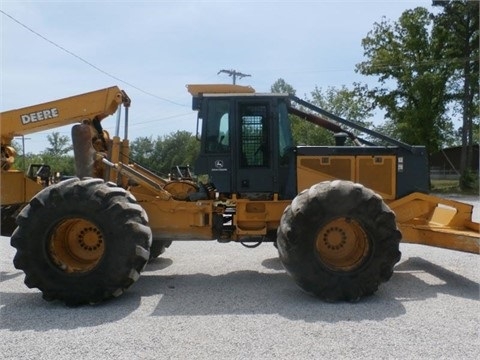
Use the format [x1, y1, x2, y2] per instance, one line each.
[430, 179, 479, 195]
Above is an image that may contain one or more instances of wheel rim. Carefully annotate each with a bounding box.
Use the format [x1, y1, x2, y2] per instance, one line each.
[315, 217, 370, 271]
[48, 218, 105, 273]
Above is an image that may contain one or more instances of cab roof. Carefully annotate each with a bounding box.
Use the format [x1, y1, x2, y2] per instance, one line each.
[187, 84, 255, 96]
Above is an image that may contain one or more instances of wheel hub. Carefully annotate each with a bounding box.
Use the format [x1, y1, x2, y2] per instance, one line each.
[77, 227, 103, 252]
[321, 226, 348, 250]
[48, 218, 105, 273]
[315, 217, 370, 271]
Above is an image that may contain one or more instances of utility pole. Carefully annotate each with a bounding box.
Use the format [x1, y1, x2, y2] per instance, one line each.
[217, 69, 251, 84]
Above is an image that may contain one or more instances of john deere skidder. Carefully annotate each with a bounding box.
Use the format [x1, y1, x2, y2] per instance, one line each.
[1, 85, 478, 305]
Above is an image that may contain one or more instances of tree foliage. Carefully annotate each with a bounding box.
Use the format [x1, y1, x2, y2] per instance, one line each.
[128, 136, 156, 170]
[130, 130, 200, 176]
[12, 130, 199, 179]
[271, 79, 374, 146]
[289, 116, 335, 146]
[356, 7, 455, 154]
[310, 84, 378, 145]
[271, 78, 296, 95]
[433, 0, 479, 188]
[310, 84, 374, 126]
[271, 78, 331, 145]
[44, 132, 73, 156]
[13, 133, 75, 176]
[271, 79, 375, 146]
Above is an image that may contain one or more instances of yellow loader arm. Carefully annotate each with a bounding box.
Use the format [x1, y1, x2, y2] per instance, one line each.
[1, 86, 129, 145]
[1, 86, 130, 206]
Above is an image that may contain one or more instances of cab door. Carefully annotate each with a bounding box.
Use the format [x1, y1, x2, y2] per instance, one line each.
[194, 98, 233, 193]
[235, 101, 275, 194]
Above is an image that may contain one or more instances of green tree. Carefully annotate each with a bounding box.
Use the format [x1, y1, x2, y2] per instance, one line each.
[310, 84, 376, 145]
[433, 0, 479, 188]
[310, 83, 374, 129]
[157, 130, 200, 175]
[13, 151, 75, 177]
[130, 131, 200, 176]
[271, 79, 333, 145]
[129, 136, 157, 170]
[44, 132, 73, 156]
[271, 79, 374, 146]
[41, 131, 74, 176]
[356, 7, 454, 154]
[40, 153, 75, 176]
[310, 85, 370, 124]
[12, 134, 75, 176]
[9, 140, 23, 170]
[271, 78, 296, 95]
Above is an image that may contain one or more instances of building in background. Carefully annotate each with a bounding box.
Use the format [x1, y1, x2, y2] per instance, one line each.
[429, 145, 479, 179]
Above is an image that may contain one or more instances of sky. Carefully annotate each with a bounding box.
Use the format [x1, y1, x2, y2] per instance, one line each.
[1, 0, 433, 154]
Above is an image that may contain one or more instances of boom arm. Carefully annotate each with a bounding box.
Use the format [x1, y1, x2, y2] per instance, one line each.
[0, 86, 130, 145]
[289, 94, 415, 151]
[0, 86, 131, 227]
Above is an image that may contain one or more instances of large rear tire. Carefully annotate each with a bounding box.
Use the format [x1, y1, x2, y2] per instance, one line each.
[277, 180, 401, 302]
[10, 177, 152, 306]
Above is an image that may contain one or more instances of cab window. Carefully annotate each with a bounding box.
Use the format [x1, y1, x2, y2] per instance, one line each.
[205, 100, 230, 153]
[239, 103, 269, 167]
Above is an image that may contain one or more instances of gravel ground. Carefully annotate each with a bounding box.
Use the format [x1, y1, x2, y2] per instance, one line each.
[1, 196, 478, 360]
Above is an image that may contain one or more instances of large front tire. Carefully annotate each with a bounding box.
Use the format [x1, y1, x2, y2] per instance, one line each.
[11, 177, 152, 306]
[277, 180, 401, 302]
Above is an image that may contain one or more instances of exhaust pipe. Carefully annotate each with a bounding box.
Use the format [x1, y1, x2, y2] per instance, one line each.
[72, 124, 96, 178]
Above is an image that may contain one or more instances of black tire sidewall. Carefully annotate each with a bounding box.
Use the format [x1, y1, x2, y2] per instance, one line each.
[277, 181, 401, 300]
[12, 178, 151, 304]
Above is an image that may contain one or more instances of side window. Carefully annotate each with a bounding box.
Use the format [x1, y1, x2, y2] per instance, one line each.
[239, 103, 269, 167]
[278, 101, 293, 166]
[205, 100, 230, 153]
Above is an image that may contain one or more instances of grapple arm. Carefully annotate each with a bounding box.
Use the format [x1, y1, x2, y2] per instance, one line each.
[389, 193, 479, 254]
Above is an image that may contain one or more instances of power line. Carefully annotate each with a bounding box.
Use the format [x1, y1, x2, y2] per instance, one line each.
[0, 9, 187, 107]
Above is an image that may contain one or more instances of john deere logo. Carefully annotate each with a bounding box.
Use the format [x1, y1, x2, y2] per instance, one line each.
[212, 160, 227, 172]
[21, 108, 59, 125]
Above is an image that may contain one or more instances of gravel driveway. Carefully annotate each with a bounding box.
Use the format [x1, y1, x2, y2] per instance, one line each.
[1, 196, 478, 360]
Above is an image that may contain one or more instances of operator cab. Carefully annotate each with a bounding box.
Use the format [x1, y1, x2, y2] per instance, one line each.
[190, 86, 295, 200]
